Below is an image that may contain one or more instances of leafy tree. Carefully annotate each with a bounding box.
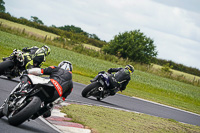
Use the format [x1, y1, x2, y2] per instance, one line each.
[0, 0, 5, 13]
[89, 34, 100, 40]
[58, 25, 88, 36]
[50, 25, 57, 28]
[19, 17, 27, 20]
[58, 25, 102, 41]
[30, 16, 44, 25]
[103, 30, 157, 64]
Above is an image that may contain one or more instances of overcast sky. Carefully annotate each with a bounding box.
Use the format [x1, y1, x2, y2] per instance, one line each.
[4, 0, 200, 70]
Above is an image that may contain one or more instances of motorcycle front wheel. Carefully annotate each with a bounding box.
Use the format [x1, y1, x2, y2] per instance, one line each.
[8, 96, 41, 126]
[0, 108, 4, 118]
[0, 60, 14, 75]
[81, 82, 101, 98]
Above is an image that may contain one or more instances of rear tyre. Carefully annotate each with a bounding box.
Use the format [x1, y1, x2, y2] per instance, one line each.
[0, 60, 14, 75]
[8, 96, 41, 126]
[82, 82, 101, 98]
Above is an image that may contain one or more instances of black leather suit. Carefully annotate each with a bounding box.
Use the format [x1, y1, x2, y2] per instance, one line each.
[42, 66, 73, 101]
[108, 68, 131, 95]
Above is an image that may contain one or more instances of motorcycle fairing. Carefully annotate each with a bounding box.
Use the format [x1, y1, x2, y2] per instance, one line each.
[99, 73, 110, 87]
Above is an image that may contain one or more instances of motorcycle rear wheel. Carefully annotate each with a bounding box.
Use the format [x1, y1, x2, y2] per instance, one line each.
[82, 82, 101, 98]
[8, 96, 41, 126]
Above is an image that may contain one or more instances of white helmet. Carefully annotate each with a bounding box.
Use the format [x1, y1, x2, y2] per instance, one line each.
[58, 61, 73, 72]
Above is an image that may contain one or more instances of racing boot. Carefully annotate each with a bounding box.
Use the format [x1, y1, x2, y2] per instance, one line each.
[109, 87, 119, 96]
[42, 103, 53, 118]
[31, 103, 53, 119]
[43, 110, 51, 118]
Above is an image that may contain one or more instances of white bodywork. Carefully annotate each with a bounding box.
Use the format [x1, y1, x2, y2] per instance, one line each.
[28, 74, 50, 85]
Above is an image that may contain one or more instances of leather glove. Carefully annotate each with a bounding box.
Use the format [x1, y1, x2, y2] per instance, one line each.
[22, 70, 28, 74]
[107, 70, 111, 74]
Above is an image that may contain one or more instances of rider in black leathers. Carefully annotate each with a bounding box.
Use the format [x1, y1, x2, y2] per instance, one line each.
[27, 60, 73, 118]
[91, 65, 134, 96]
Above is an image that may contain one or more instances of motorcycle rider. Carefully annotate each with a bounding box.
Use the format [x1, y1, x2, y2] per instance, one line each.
[26, 60, 73, 118]
[91, 65, 134, 96]
[22, 45, 51, 69]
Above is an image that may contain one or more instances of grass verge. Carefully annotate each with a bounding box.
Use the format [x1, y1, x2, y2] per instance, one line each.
[61, 104, 200, 133]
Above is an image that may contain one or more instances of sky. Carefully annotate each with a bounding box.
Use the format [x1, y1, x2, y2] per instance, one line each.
[4, 0, 200, 70]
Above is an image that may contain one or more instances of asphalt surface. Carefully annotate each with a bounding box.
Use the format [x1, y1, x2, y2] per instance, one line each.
[68, 82, 200, 126]
[0, 76, 200, 133]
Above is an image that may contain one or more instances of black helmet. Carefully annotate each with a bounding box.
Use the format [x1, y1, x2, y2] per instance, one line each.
[125, 64, 134, 73]
[58, 61, 73, 72]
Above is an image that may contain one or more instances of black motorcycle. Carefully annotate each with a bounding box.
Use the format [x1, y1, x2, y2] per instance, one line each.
[0, 49, 25, 79]
[0, 73, 58, 126]
[81, 72, 119, 101]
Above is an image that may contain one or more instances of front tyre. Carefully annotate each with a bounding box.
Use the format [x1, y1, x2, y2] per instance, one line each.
[0, 108, 4, 118]
[82, 82, 101, 98]
[8, 96, 41, 126]
[0, 60, 14, 75]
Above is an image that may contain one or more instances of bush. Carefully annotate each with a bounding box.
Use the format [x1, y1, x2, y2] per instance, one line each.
[103, 30, 158, 64]
[161, 63, 173, 75]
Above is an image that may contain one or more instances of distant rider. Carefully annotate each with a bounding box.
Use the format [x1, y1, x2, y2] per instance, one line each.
[22, 45, 51, 69]
[91, 65, 134, 96]
[27, 60, 73, 118]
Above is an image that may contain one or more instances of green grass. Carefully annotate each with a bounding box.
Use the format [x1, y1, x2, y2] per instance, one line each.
[0, 30, 200, 115]
[61, 104, 200, 133]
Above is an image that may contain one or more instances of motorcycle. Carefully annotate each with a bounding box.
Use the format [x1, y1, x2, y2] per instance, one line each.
[81, 72, 119, 101]
[0, 73, 58, 126]
[0, 49, 25, 79]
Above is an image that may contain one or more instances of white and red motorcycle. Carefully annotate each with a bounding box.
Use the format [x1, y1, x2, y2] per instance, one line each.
[0, 73, 60, 126]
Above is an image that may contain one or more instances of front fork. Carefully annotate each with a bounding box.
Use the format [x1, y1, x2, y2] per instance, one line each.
[10, 83, 21, 95]
[98, 86, 110, 99]
[98, 86, 104, 98]
[1, 83, 20, 108]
